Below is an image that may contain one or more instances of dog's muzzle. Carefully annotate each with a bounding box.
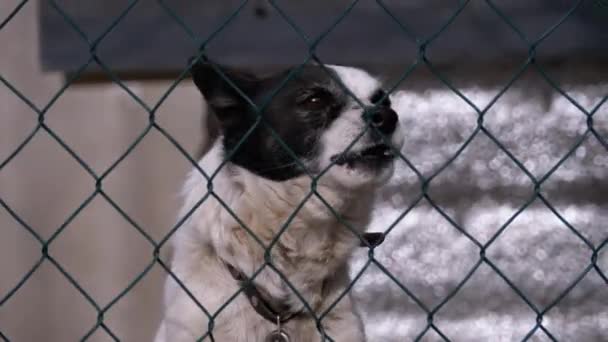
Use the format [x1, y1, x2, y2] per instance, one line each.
[330, 143, 396, 169]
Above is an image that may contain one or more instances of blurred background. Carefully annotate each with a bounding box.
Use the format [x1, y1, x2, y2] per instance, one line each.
[1, 1, 607, 341]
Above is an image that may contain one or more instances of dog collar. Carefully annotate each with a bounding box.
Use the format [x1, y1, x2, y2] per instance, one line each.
[222, 233, 383, 325]
[224, 262, 304, 325]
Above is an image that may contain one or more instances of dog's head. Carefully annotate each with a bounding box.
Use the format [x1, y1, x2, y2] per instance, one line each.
[191, 60, 404, 189]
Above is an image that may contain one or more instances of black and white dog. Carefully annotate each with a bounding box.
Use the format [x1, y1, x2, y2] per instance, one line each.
[155, 60, 404, 342]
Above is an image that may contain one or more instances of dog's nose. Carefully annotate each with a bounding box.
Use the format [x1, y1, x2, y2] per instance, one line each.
[370, 107, 398, 134]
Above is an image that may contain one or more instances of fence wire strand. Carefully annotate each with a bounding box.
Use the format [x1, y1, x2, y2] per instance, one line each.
[1, 0, 607, 341]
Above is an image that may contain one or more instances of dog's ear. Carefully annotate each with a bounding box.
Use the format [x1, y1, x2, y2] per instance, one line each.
[190, 58, 260, 124]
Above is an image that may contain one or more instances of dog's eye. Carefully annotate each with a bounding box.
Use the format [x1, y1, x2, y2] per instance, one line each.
[299, 89, 333, 111]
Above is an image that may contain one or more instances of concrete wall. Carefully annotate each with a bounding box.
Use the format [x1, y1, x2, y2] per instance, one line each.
[1, 2, 606, 341]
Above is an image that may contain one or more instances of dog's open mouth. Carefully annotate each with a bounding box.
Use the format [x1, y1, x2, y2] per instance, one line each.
[330, 144, 396, 168]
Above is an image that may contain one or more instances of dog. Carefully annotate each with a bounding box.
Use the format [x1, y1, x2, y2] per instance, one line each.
[154, 59, 404, 342]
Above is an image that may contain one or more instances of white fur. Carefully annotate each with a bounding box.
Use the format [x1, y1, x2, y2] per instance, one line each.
[319, 66, 405, 188]
[155, 66, 404, 341]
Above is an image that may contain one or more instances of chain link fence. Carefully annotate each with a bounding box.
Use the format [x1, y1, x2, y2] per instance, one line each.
[1, 0, 607, 341]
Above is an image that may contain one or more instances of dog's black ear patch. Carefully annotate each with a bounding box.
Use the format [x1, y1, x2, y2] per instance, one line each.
[190, 59, 260, 114]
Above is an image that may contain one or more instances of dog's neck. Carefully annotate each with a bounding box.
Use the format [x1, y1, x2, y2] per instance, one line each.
[183, 142, 376, 312]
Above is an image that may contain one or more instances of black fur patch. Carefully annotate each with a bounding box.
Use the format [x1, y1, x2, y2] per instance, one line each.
[191, 61, 346, 181]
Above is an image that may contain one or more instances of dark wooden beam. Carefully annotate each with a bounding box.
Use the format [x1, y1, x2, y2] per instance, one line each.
[40, 0, 608, 78]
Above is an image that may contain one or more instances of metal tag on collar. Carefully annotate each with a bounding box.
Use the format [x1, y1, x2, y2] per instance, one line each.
[265, 315, 290, 342]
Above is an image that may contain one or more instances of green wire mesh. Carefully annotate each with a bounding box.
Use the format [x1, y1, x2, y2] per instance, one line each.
[1, 0, 607, 341]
